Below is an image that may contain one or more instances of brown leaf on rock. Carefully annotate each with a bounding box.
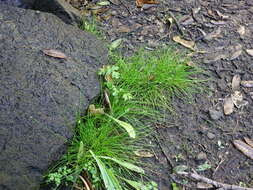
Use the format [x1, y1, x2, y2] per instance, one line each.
[42, 49, 67, 59]
[223, 96, 234, 115]
[173, 36, 196, 51]
[233, 140, 253, 160]
[246, 49, 253, 56]
[241, 80, 253, 88]
[232, 74, 241, 91]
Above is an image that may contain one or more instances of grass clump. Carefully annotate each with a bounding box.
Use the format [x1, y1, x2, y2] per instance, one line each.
[109, 48, 202, 110]
[79, 17, 102, 37]
[44, 46, 202, 190]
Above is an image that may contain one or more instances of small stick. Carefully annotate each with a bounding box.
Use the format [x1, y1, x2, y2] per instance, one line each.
[154, 134, 174, 168]
[167, 11, 184, 36]
[79, 175, 91, 190]
[178, 171, 253, 190]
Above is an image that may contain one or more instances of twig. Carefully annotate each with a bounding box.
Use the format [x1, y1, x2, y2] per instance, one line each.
[178, 171, 253, 190]
[79, 175, 91, 190]
[154, 133, 174, 169]
[167, 11, 184, 36]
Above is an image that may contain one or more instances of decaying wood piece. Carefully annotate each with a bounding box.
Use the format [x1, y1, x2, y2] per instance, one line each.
[178, 171, 253, 190]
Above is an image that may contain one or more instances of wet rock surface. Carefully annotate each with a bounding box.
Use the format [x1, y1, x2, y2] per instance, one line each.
[0, 4, 107, 190]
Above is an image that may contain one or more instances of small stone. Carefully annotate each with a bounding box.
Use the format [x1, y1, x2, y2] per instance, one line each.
[196, 152, 207, 160]
[209, 109, 223, 120]
[207, 132, 216, 139]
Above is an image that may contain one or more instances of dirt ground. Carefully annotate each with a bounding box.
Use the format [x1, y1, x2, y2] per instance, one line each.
[70, 0, 253, 189]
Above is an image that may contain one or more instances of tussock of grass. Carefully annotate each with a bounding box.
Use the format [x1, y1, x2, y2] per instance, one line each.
[111, 48, 203, 110]
[44, 46, 203, 190]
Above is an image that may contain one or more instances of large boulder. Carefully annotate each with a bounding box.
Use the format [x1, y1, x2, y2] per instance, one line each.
[0, 4, 107, 190]
[0, 0, 82, 24]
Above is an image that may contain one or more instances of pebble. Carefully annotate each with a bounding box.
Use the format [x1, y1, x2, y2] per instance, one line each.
[209, 109, 223, 120]
[207, 132, 216, 139]
[196, 152, 207, 160]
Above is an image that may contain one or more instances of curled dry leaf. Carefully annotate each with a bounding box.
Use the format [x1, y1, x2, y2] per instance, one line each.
[244, 137, 253, 148]
[42, 49, 67, 59]
[230, 44, 242, 60]
[231, 74, 241, 91]
[241, 80, 253, 88]
[231, 91, 248, 108]
[134, 150, 154, 158]
[223, 96, 234, 115]
[88, 104, 105, 115]
[173, 36, 196, 51]
[136, 0, 159, 8]
[233, 140, 253, 160]
[246, 49, 253, 56]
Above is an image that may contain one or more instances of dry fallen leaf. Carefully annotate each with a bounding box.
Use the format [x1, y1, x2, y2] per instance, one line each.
[237, 25, 246, 36]
[230, 44, 242, 60]
[231, 91, 248, 108]
[42, 49, 67, 59]
[231, 74, 241, 91]
[244, 137, 253, 148]
[136, 0, 159, 8]
[88, 104, 105, 115]
[173, 36, 196, 51]
[241, 80, 253, 88]
[233, 140, 253, 160]
[246, 49, 253, 56]
[134, 150, 154, 158]
[223, 96, 234, 115]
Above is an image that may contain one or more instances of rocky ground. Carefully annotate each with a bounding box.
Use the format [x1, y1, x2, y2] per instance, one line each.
[72, 0, 253, 189]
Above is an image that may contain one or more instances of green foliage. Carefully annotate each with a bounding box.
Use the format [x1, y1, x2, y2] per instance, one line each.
[196, 161, 212, 171]
[110, 48, 203, 110]
[45, 46, 202, 190]
[79, 17, 102, 37]
[46, 166, 74, 189]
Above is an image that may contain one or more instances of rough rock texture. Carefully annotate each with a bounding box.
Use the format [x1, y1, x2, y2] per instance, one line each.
[0, 5, 107, 190]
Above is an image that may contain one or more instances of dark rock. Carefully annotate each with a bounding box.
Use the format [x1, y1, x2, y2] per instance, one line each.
[33, 0, 82, 25]
[0, 5, 107, 190]
[0, 0, 82, 24]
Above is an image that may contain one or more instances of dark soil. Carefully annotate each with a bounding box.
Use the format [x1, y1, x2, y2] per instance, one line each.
[70, 0, 253, 189]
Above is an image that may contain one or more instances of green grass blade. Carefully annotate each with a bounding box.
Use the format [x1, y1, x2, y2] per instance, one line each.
[77, 141, 84, 162]
[105, 114, 136, 138]
[99, 156, 145, 174]
[90, 150, 122, 190]
[121, 178, 148, 190]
